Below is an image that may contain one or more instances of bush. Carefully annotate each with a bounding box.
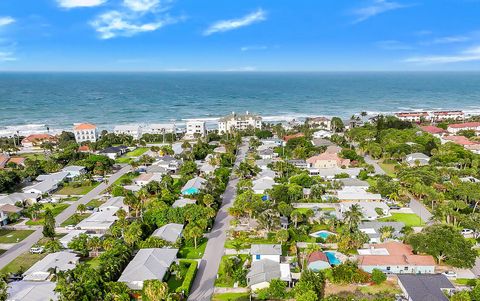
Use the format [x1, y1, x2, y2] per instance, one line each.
[176, 260, 198, 295]
[371, 269, 387, 284]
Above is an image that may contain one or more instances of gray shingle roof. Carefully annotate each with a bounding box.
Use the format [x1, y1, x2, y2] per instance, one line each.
[247, 259, 281, 286]
[152, 223, 184, 243]
[250, 244, 282, 255]
[397, 274, 454, 301]
[359, 221, 405, 239]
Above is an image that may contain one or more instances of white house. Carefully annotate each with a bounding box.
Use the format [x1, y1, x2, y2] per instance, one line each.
[134, 173, 163, 186]
[23, 181, 59, 195]
[185, 120, 207, 139]
[73, 123, 98, 143]
[218, 111, 262, 133]
[114, 124, 143, 139]
[61, 165, 86, 179]
[447, 122, 480, 134]
[307, 117, 332, 130]
[405, 153, 430, 166]
[247, 244, 290, 291]
[143, 123, 176, 135]
[23, 252, 79, 281]
[8, 281, 58, 301]
[252, 177, 276, 194]
[151, 223, 183, 243]
[394, 112, 430, 122]
[250, 244, 282, 262]
[0, 193, 40, 206]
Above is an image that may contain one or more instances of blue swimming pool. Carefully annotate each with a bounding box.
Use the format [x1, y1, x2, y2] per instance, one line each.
[310, 230, 333, 240]
[325, 251, 341, 265]
[182, 187, 199, 195]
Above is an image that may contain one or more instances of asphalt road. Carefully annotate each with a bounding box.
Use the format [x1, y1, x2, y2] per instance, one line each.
[0, 165, 131, 270]
[188, 142, 248, 301]
[364, 154, 386, 175]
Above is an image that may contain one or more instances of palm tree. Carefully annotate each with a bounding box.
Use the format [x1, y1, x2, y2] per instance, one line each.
[231, 241, 244, 255]
[77, 204, 87, 215]
[142, 280, 168, 301]
[184, 225, 203, 249]
[87, 236, 102, 257]
[344, 204, 363, 231]
[378, 226, 395, 242]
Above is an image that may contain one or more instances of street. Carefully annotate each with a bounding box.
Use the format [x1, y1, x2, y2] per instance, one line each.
[0, 165, 131, 270]
[364, 154, 386, 175]
[188, 142, 248, 301]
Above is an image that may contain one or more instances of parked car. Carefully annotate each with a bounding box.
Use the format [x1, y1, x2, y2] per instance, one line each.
[65, 225, 76, 230]
[389, 204, 401, 210]
[461, 229, 474, 235]
[29, 246, 44, 254]
[442, 271, 457, 278]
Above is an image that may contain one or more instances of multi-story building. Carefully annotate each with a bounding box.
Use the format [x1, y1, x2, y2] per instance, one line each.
[143, 123, 176, 135]
[306, 117, 332, 130]
[447, 122, 480, 134]
[432, 110, 464, 122]
[218, 111, 262, 133]
[73, 123, 98, 143]
[185, 120, 207, 139]
[114, 124, 142, 139]
[394, 112, 430, 123]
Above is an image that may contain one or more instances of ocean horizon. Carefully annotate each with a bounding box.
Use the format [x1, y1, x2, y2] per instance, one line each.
[1, 71, 480, 136]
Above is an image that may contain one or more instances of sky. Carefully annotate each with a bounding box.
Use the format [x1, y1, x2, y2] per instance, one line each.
[1, 0, 480, 71]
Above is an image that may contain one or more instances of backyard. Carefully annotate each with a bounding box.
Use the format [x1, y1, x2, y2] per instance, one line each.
[60, 213, 91, 227]
[178, 238, 208, 259]
[212, 293, 250, 301]
[26, 203, 70, 226]
[379, 161, 397, 177]
[0, 229, 35, 243]
[56, 182, 99, 195]
[379, 213, 424, 227]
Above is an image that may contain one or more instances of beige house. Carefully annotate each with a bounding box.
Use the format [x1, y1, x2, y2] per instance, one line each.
[306, 152, 349, 169]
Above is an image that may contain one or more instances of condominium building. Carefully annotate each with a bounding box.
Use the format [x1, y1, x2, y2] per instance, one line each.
[114, 124, 142, 139]
[143, 123, 176, 135]
[185, 120, 207, 139]
[218, 111, 262, 133]
[73, 123, 98, 143]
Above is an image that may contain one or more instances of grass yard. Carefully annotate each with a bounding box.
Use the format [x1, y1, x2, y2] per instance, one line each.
[178, 238, 208, 259]
[167, 276, 183, 292]
[212, 293, 250, 301]
[358, 281, 401, 295]
[379, 161, 397, 177]
[379, 213, 425, 227]
[1, 252, 47, 274]
[20, 153, 47, 161]
[86, 199, 105, 208]
[215, 255, 249, 287]
[26, 203, 70, 226]
[0, 229, 35, 244]
[56, 183, 99, 195]
[60, 213, 91, 227]
[113, 172, 139, 186]
[115, 157, 133, 164]
[125, 147, 149, 157]
[83, 257, 102, 269]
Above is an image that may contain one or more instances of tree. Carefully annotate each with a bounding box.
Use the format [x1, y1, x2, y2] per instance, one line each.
[276, 229, 289, 244]
[142, 280, 168, 301]
[202, 194, 214, 208]
[124, 222, 143, 246]
[378, 226, 395, 242]
[43, 208, 56, 239]
[88, 236, 103, 257]
[406, 224, 476, 268]
[296, 290, 318, 301]
[68, 233, 89, 257]
[343, 204, 363, 231]
[104, 282, 131, 301]
[77, 204, 87, 215]
[184, 224, 203, 249]
[231, 241, 244, 255]
[0, 278, 7, 301]
[331, 117, 345, 133]
[371, 269, 387, 284]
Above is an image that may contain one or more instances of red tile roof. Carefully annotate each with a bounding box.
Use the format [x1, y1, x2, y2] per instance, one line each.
[74, 123, 96, 130]
[283, 133, 305, 142]
[420, 125, 446, 134]
[7, 157, 25, 165]
[448, 122, 480, 129]
[78, 145, 91, 152]
[21, 134, 56, 144]
[307, 251, 329, 263]
[443, 135, 477, 146]
[358, 242, 436, 267]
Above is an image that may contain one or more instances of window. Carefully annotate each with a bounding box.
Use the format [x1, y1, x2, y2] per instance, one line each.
[386, 267, 391, 271]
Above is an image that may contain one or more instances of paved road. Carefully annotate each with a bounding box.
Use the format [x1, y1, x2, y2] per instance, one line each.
[408, 197, 433, 224]
[364, 155, 386, 175]
[188, 142, 248, 301]
[0, 165, 131, 270]
[472, 257, 480, 277]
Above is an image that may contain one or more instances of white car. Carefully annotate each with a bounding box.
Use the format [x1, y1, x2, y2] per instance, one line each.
[442, 271, 457, 278]
[461, 229, 474, 235]
[65, 225, 76, 230]
[29, 246, 44, 254]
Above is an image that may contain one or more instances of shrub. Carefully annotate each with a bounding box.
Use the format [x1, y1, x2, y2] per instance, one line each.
[371, 269, 387, 284]
[176, 260, 198, 295]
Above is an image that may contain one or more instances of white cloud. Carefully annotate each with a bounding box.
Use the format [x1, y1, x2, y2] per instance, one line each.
[404, 46, 480, 64]
[57, 0, 107, 8]
[376, 40, 412, 50]
[431, 35, 470, 44]
[241, 45, 267, 52]
[203, 9, 266, 36]
[123, 0, 165, 12]
[0, 52, 16, 62]
[0, 17, 15, 27]
[352, 0, 411, 24]
[91, 10, 179, 39]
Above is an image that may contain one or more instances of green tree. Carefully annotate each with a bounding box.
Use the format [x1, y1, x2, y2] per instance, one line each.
[371, 269, 387, 284]
[124, 222, 143, 246]
[142, 280, 168, 301]
[276, 229, 289, 244]
[184, 224, 203, 249]
[43, 208, 56, 239]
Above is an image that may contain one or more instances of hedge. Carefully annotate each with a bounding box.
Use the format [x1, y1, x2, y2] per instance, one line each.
[176, 259, 198, 296]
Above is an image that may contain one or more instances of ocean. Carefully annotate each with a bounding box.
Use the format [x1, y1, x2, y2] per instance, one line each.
[1, 72, 480, 136]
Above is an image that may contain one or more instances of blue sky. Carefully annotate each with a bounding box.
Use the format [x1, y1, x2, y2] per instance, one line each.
[1, 0, 480, 71]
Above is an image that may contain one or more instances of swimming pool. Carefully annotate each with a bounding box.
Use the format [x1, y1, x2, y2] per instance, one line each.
[182, 187, 199, 195]
[309, 230, 334, 240]
[325, 251, 341, 265]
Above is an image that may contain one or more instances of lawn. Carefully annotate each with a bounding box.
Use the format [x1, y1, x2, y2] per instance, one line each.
[26, 203, 70, 226]
[178, 238, 208, 259]
[1, 252, 47, 274]
[379, 213, 425, 227]
[113, 172, 139, 186]
[86, 199, 105, 208]
[83, 257, 102, 269]
[115, 157, 133, 164]
[56, 183, 99, 195]
[212, 293, 250, 301]
[379, 161, 397, 177]
[0, 229, 35, 243]
[358, 281, 401, 295]
[20, 153, 47, 161]
[60, 213, 91, 227]
[215, 255, 249, 287]
[125, 147, 149, 157]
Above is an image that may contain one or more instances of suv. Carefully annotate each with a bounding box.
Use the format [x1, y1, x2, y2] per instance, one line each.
[442, 271, 457, 278]
[29, 246, 44, 254]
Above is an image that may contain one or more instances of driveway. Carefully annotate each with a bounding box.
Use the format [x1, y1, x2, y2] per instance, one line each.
[0, 165, 131, 270]
[188, 142, 248, 301]
[364, 155, 386, 175]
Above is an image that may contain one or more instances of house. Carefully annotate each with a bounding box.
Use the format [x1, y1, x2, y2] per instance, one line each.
[307, 152, 350, 169]
[287, 159, 308, 169]
[73, 123, 98, 143]
[394, 112, 430, 123]
[185, 120, 207, 139]
[405, 153, 430, 166]
[397, 274, 455, 301]
[181, 177, 206, 195]
[213, 146, 227, 154]
[311, 138, 334, 148]
[258, 169, 275, 180]
[0, 193, 40, 206]
[154, 156, 181, 171]
[172, 198, 196, 208]
[251, 244, 282, 262]
[0, 154, 9, 169]
[447, 121, 480, 134]
[146, 165, 168, 175]
[283, 133, 304, 142]
[258, 148, 276, 160]
[280, 216, 289, 229]
[339, 201, 389, 220]
[260, 138, 284, 147]
[36, 171, 69, 183]
[23, 181, 59, 195]
[357, 242, 435, 274]
[310, 167, 361, 179]
[78, 145, 92, 153]
[99, 145, 128, 160]
[0, 204, 21, 225]
[99, 196, 128, 213]
[200, 163, 216, 175]
[143, 123, 176, 135]
[359, 221, 405, 243]
[336, 187, 382, 202]
[306, 117, 332, 130]
[442, 135, 477, 146]
[60, 230, 102, 248]
[432, 110, 464, 122]
[218, 111, 262, 133]
[21, 134, 57, 148]
[420, 125, 447, 136]
[307, 251, 331, 271]
[134, 173, 163, 186]
[336, 178, 369, 190]
[75, 210, 118, 233]
[61, 165, 86, 179]
[118, 248, 178, 290]
[324, 145, 342, 154]
[252, 177, 276, 194]
[255, 159, 272, 170]
[313, 130, 333, 139]
[7, 281, 57, 301]
[152, 223, 183, 243]
[23, 251, 79, 281]
[7, 157, 26, 167]
[114, 124, 143, 139]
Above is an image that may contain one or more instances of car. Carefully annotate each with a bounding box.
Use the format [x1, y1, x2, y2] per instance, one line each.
[442, 271, 457, 278]
[389, 205, 401, 210]
[65, 225, 76, 230]
[461, 229, 474, 235]
[29, 246, 44, 254]
[86, 206, 95, 211]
